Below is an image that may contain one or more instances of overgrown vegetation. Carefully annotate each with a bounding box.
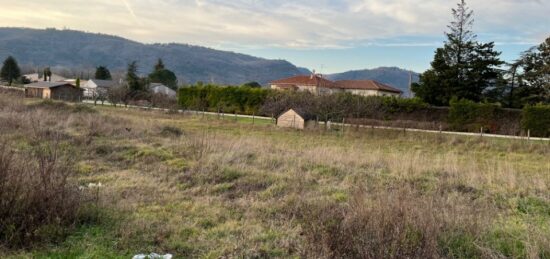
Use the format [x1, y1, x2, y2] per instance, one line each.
[0, 94, 107, 249]
[1, 92, 549, 257]
[0, 141, 85, 248]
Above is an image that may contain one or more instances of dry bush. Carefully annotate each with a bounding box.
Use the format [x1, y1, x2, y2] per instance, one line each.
[296, 187, 485, 259]
[150, 93, 178, 110]
[0, 139, 87, 248]
[0, 95, 102, 249]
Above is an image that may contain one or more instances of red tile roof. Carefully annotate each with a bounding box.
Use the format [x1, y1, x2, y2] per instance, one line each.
[270, 75, 402, 94]
[270, 75, 337, 88]
[335, 80, 403, 94]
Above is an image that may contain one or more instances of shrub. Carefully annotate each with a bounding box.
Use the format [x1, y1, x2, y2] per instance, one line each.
[0, 138, 89, 248]
[521, 104, 550, 137]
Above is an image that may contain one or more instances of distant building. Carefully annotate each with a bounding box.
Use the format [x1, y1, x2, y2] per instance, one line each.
[82, 79, 116, 98]
[270, 74, 402, 97]
[63, 78, 88, 87]
[277, 109, 317, 130]
[24, 82, 83, 101]
[270, 75, 340, 95]
[23, 73, 67, 83]
[335, 80, 403, 97]
[150, 83, 177, 98]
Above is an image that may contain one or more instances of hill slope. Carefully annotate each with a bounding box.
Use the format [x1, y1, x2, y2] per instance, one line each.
[328, 67, 419, 96]
[0, 28, 303, 85]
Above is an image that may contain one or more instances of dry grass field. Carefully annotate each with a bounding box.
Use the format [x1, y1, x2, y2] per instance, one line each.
[1, 92, 549, 258]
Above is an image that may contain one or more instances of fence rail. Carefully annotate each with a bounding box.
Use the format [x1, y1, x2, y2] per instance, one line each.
[81, 100, 274, 120]
[0, 85, 25, 91]
[80, 100, 549, 142]
[332, 122, 550, 142]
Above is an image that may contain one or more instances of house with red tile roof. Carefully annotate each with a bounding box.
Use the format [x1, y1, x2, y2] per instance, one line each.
[335, 80, 403, 97]
[269, 74, 341, 95]
[270, 74, 403, 97]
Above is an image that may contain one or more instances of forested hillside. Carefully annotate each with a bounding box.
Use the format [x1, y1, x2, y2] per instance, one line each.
[0, 28, 303, 85]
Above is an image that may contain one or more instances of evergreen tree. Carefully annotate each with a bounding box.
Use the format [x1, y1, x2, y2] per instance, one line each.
[126, 61, 144, 92]
[412, 0, 503, 105]
[148, 58, 178, 90]
[76, 77, 81, 88]
[95, 66, 112, 80]
[0, 56, 21, 86]
[495, 36, 550, 107]
[517, 37, 550, 104]
[43, 67, 52, 82]
[154, 58, 165, 71]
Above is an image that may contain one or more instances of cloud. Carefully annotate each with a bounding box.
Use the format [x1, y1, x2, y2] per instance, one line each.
[0, 0, 547, 49]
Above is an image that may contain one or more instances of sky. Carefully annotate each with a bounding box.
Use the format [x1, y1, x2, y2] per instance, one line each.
[0, 0, 548, 73]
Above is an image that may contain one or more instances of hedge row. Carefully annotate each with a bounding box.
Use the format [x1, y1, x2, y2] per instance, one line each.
[178, 84, 270, 114]
[447, 99, 522, 135]
[177, 85, 550, 137]
[447, 99, 550, 137]
[522, 105, 550, 137]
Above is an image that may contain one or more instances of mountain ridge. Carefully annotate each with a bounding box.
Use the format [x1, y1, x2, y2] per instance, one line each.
[0, 27, 419, 91]
[0, 27, 303, 85]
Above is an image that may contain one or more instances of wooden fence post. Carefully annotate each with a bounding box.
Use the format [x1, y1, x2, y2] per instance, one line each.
[252, 113, 255, 125]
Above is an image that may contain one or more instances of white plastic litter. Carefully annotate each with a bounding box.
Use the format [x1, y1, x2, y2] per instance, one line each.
[132, 253, 173, 259]
[79, 182, 104, 191]
[88, 182, 103, 188]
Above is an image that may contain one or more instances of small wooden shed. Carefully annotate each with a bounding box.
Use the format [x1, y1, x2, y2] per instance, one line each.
[25, 82, 83, 102]
[277, 109, 317, 130]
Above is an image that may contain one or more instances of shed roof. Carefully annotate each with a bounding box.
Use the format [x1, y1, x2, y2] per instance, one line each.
[150, 83, 177, 97]
[25, 81, 78, 89]
[88, 79, 116, 88]
[280, 108, 316, 121]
